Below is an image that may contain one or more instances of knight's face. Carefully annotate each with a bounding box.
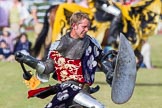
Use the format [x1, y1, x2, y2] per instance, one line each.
[72, 18, 90, 39]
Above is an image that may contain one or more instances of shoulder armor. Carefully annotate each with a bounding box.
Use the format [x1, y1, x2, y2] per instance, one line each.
[88, 36, 102, 49]
[47, 41, 60, 59]
[49, 41, 60, 51]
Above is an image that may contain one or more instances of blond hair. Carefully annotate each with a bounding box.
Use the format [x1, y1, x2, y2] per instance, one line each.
[70, 11, 90, 26]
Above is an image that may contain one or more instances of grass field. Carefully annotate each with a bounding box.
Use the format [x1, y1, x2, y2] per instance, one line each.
[0, 35, 162, 108]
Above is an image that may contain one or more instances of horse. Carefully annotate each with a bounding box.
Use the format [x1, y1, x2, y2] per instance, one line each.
[33, 0, 162, 70]
[33, 1, 112, 57]
[94, 0, 162, 69]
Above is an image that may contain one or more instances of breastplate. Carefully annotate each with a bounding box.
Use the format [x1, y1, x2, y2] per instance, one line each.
[56, 34, 90, 59]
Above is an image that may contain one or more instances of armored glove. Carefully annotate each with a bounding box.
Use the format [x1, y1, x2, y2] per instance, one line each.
[100, 50, 118, 86]
[15, 51, 45, 74]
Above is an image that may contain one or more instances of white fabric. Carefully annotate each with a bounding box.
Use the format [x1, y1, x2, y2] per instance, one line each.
[141, 41, 152, 69]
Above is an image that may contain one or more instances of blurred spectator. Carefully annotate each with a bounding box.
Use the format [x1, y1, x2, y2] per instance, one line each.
[0, 0, 10, 30]
[30, 0, 53, 60]
[9, 0, 30, 36]
[77, 0, 89, 8]
[141, 40, 153, 69]
[0, 27, 17, 53]
[0, 40, 14, 62]
[30, 0, 51, 38]
[14, 33, 32, 54]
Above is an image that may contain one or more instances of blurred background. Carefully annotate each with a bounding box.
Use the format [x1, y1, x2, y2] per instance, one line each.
[0, 0, 162, 108]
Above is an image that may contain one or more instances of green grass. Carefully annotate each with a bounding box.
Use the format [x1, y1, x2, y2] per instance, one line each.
[0, 35, 162, 108]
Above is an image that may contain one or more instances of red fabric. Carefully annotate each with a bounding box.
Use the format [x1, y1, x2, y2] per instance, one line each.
[49, 51, 85, 83]
[28, 86, 50, 98]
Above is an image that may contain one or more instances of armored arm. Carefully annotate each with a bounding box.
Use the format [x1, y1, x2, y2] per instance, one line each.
[98, 50, 118, 86]
[94, 0, 121, 17]
[15, 51, 55, 82]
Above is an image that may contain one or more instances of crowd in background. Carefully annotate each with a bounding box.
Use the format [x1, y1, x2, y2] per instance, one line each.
[0, 0, 160, 69]
[0, 0, 33, 61]
[0, 0, 61, 61]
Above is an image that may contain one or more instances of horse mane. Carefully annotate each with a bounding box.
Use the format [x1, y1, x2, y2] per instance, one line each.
[32, 5, 58, 57]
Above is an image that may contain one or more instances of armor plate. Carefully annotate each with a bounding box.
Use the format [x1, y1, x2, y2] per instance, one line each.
[111, 33, 137, 104]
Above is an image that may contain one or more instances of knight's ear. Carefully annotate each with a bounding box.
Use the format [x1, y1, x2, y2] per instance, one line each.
[72, 23, 77, 29]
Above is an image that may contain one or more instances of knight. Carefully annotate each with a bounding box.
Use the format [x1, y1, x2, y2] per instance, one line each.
[15, 11, 136, 107]
[15, 11, 117, 108]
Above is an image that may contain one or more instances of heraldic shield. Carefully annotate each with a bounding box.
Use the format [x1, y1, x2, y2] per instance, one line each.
[111, 33, 137, 104]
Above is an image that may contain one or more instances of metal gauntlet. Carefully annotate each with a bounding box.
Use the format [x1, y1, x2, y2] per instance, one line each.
[15, 51, 45, 74]
[15, 51, 55, 82]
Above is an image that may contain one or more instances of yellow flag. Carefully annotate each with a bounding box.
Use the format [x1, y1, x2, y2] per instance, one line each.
[23, 76, 40, 90]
